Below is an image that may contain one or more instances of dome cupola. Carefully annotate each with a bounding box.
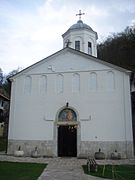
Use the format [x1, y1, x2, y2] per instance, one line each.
[67, 20, 93, 32]
[62, 10, 98, 57]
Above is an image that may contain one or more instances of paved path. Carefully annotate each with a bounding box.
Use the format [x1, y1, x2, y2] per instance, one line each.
[38, 158, 84, 180]
[37, 158, 106, 180]
[37, 157, 135, 180]
[0, 155, 135, 180]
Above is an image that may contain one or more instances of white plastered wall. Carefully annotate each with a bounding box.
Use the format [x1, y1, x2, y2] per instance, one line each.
[8, 51, 133, 146]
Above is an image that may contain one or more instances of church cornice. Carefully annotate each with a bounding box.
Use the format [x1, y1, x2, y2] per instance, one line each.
[21, 68, 117, 76]
[62, 28, 98, 39]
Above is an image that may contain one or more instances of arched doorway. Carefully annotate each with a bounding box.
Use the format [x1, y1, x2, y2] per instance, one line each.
[57, 108, 77, 157]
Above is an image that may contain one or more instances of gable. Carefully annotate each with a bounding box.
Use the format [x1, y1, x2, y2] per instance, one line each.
[23, 53, 112, 75]
[10, 48, 130, 80]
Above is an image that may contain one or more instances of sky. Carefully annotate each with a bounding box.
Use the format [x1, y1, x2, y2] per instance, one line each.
[0, 0, 135, 74]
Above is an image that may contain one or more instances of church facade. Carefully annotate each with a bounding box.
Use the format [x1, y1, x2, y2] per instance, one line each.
[8, 17, 134, 158]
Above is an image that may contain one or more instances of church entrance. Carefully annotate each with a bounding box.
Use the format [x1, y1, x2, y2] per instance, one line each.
[58, 125, 77, 157]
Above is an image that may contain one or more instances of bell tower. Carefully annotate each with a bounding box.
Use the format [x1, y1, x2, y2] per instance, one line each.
[62, 10, 98, 57]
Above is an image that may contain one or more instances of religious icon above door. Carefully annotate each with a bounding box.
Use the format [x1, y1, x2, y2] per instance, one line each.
[58, 108, 77, 121]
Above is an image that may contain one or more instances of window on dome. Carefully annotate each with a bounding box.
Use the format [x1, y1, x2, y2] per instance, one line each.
[88, 42, 92, 55]
[75, 41, 80, 51]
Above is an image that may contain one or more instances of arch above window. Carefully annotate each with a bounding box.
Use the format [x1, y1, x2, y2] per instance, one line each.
[107, 71, 115, 90]
[24, 75, 32, 94]
[56, 74, 64, 94]
[40, 75, 47, 94]
[88, 72, 97, 91]
[72, 73, 80, 93]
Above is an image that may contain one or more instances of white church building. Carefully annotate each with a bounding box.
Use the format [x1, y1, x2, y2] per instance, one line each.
[8, 13, 134, 158]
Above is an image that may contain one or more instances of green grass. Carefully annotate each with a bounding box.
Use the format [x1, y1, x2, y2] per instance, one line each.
[0, 161, 47, 180]
[82, 164, 135, 180]
[0, 137, 7, 151]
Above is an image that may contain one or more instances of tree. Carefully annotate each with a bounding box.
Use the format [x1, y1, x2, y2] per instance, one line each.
[97, 24, 135, 71]
[2, 67, 21, 97]
[0, 68, 21, 139]
[0, 68, 3, 88]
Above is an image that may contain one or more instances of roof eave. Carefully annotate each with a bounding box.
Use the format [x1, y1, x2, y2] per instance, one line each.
[62, 28, 97, 38]
[9, 47, 132, 81]
[67, 47, 132, 73]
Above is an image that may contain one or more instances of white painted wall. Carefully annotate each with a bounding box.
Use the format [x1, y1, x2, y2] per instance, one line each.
[63, 29, 97, 57]
[8, 50, 133, 145]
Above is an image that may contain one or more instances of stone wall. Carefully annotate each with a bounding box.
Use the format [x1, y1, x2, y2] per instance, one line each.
[78, 141, 134, 159]
[8, 139, 134, 158]
[8, 139, 55, 157]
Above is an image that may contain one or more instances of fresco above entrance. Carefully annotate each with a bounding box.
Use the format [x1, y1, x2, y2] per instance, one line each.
[58, 108, 77, 121]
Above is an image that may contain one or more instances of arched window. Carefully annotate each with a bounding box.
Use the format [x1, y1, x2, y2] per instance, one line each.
[40, 75, 47, 94]
[24, 76, 32, 94]
[107, 71, 115, 90]
[72, 73, 80, 93]
[88, 42, 92, 55]
[75, 41, 80, 51]
[56, 74, 64, 94]
[88, 72, 97, 91]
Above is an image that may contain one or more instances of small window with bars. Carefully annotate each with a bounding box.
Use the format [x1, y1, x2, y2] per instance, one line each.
[88, 42, 92, 55]
[75, 41, 80, 51]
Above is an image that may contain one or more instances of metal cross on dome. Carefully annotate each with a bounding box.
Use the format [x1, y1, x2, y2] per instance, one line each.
[76, 10, 85, 20]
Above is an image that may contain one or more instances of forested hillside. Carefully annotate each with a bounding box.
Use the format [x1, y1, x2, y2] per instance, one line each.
[97, 25, 135, 71]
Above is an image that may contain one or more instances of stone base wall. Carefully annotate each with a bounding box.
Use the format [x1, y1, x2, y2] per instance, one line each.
[78, 141, 134, 159]
[8, 139, 55, 157]
[8, 139, 134, 158]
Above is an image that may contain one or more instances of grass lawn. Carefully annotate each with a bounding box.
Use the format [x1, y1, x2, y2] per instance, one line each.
[82, 164, 135, 180]
[0, 161, 47, 180]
